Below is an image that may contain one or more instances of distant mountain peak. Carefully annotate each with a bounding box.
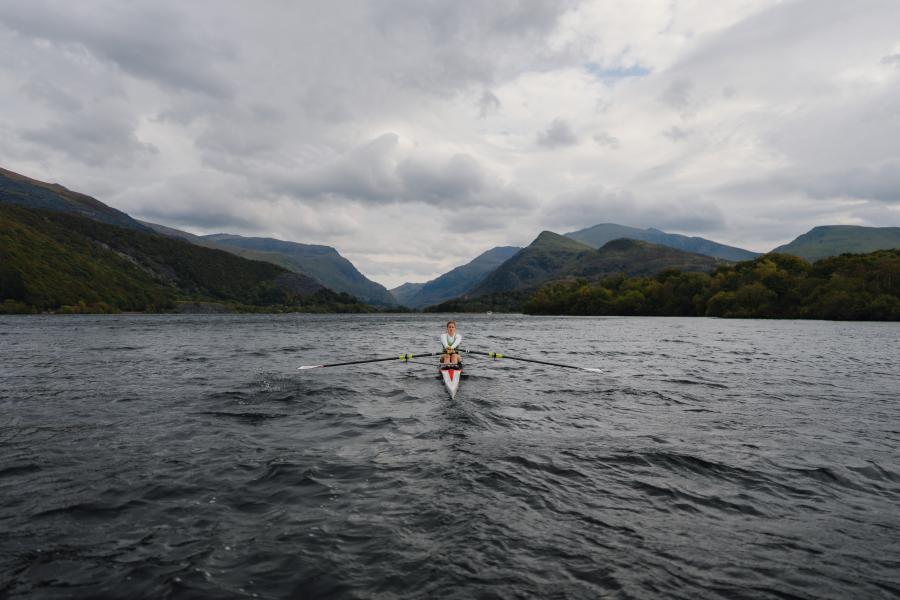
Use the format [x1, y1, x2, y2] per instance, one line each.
[390, 245, 521, 308]
[565, 222, 757, 261]
[531, 230, 594, 251]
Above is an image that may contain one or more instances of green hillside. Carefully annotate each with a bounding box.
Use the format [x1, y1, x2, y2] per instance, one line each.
[566, 222, 757, 261]
[572, 238, 721, 278]
[772, 225, 900, 261]
[0, 204, 367, 314]
[424, 290, 534, 314]
[391, 246, 520, 308]
[468, 232, 595, 296]
[201, 234, 396, 306]
[142, 223, 396, 307]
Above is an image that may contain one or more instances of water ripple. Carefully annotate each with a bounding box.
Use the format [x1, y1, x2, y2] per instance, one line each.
[0, 314, 898, 599]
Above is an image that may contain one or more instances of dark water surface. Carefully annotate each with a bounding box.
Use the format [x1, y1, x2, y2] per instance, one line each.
[1, 314, 899, 599]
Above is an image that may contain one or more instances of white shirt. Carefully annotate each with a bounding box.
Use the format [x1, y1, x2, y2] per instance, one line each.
[440, 332, 462, 350]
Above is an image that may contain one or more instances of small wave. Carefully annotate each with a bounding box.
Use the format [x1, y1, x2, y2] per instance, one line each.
[663, 378, 729, 389]
[34, 499, 146, 521]
[847, 462, 900, 485]
[630, 480, 768, 516]
[501, 454, 590, 481]
[252, 462, 328, 487]
[0, 463, 42, 479]
[193, 411, 289, 424]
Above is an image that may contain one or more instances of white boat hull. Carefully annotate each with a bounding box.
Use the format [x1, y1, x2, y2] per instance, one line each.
[440, 365, 462, 398]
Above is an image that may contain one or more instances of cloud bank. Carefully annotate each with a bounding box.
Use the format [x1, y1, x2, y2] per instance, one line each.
[1, 0, 898, 286]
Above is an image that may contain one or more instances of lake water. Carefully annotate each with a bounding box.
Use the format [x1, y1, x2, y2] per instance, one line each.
[1, 314, 899, 599]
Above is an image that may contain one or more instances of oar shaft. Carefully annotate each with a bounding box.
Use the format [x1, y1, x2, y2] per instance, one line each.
[463, 350, 587, 371]
[299, 352, 442, 370]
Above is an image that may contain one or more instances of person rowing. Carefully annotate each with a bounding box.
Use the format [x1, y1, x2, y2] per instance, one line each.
[440, 320, 462, 365]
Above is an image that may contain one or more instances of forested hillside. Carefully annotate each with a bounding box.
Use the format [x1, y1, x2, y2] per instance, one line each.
[0, 205, 368, 314]
[524, 251, 900, 320]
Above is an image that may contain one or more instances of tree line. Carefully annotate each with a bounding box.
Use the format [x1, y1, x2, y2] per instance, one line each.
[524, 250, 900, 321]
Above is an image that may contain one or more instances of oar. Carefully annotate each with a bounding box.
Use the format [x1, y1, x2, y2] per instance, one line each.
[461, 350, 603, 373]
[298, 351, 443, 371]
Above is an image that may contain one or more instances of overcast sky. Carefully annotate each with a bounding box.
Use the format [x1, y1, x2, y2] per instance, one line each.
[1, 1, 898, 287]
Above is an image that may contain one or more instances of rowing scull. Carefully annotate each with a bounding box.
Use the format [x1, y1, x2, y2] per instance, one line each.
[439, 363, 463, 399]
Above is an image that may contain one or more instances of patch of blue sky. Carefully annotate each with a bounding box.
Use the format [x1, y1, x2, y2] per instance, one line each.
[585, 63, 651, 81]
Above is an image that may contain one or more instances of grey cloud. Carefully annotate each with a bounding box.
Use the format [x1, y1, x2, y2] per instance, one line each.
[489, 0, 574, 34]
[152, 96, 222, 126]
[195, 108, 288, 161]
[21, 80, 83, 112]
[663, 126, 692, 142]
[814, 171, 900, 204]
[272, 133, 533, 210]
[277, 133, 403, 203]
[250, 103, 286, 123]
[796, 163, 900, 203]
[119, 174, 273, 233]
[369, 0, 574, 92]
[21, 108, 157, 167]
[384, 46, 495, 97]
[660, 78, 694, 111]
[537, 118, 578, 148]
[300, 84, 354, 123]
[592, 131, 620, 148]
[0, 1, 235, 97]
[371, 0, 567, 45]
[398, 154, 489, 204]
[477, 91, 501, 117]
[721, 160, 900, 207]
[881, 54, 900, 67]
[543, 185, 725, 234]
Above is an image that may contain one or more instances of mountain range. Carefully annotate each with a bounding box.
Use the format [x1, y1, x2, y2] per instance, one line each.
[3, 165, 900, 313]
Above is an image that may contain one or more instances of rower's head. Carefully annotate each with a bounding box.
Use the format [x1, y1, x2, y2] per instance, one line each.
[446, 320, 457, 334]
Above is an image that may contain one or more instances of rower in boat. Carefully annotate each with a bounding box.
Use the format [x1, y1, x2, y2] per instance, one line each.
[439, 320, 463, 398]
[440, 320, 462, 366]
